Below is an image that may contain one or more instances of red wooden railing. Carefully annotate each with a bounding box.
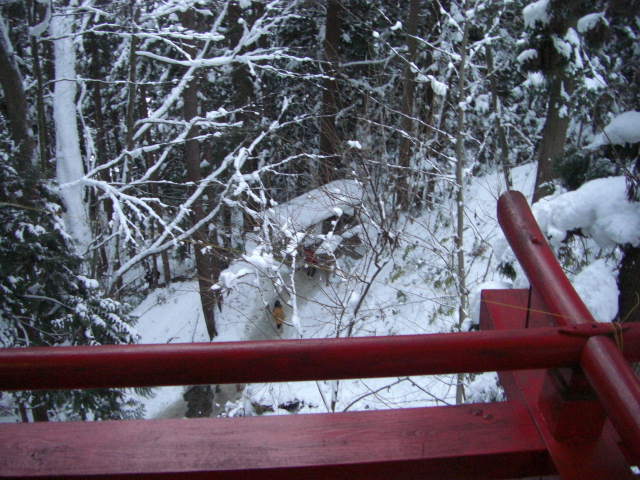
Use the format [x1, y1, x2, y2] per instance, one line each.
[0, 190, 638, 479]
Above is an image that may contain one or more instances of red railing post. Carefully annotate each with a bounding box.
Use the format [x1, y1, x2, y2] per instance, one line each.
[498, 190, 640, 460]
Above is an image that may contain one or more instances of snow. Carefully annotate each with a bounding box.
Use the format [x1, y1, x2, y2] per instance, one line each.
[347, 140, 363, 149]
[578, 12, 608, 33]
[265, 179, 362, 232]
[50, 12, 92, 255]
[572, 259, 619, 322]
[76, 275, 99, 289]
[553, 37, 572, 59]
[533, 176, 640, 248]
[131, 282, 210, 345]
[523, 71, 545, 88]
[517, 48, 538, 64]
[129, 162, 626, 420]
[588, 111, 640, 148]
[316, 234, 342, 255]
[523, 0, 550, 29]
[429, 76, 448, 96]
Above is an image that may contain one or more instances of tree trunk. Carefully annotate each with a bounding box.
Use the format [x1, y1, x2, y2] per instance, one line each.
[123, 6, 139, 185]
[618, 244, 640, 324]
[32, 404, 49, 422]
[485, 44, 511, 190]
[139, 88, 171, 286]
[398, 0, 420, 210]
[27, 0, 48, 174]
[50, 10, 93, 254]
[183, 9, 217, 339]
[319, 0, 342, 184]
[0, 17, 37, 179]
[89, 33, 113, 281]
[227, 2, 262, 238]
[532, 70, 574, 203]
[454, 0, 472, 405]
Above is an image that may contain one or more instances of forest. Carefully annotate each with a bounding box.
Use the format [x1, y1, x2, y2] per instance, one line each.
[0, 0, 639, 422]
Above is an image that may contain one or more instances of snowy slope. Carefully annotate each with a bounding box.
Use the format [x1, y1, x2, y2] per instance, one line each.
[131, 164, 528, 418]
[131, 162, 625, 419]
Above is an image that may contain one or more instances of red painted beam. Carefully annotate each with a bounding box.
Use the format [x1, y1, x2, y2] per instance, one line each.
[1, 325, 640, 391]
[498, 190, 595, 326]
[498, 190, 640, 463]
[0, 400, 554, 479]
[582, 336, 640, 461]
[482, 288, 636, 479]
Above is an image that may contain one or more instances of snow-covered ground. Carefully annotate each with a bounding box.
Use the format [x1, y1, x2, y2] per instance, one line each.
[131, 161, 632, 419]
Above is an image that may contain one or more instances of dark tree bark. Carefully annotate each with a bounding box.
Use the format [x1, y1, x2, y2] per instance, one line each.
[618, 245, 640, 324]
[398, 0, 420, 210]
[531, 2, 587, 203]
[139, 87, 171, 287]
[32, 404, 49, 422]
[532, 69, 574, 203]
[27, 0, 48, 174]
[123, 6, 139, 183]
[228, 2, 261, 238]
[0, 22, 36, 179]
[88, 33, 112, 281]
[183, 9, 217, 339]
[485, 44, 511, 189]
[319, 0, 342, 184]
[89, 35, 108, 183]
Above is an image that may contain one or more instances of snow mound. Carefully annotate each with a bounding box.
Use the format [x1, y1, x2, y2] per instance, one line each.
[533, 176, 640, 248]
[265, 179, 362, 232]
[588, 111, 640, 148]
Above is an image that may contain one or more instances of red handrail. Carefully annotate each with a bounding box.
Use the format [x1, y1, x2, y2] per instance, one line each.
[498, 190, 640, 459]
[1, 325, 639, 391]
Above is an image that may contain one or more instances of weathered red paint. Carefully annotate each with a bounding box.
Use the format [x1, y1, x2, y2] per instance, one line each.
[0, 400, 554, 479]
[482, 288, 635, 479]
[0, 189, 638, 479]
[1, 325, 639, 391]
[498, 190, 640, 468]
[582, 335, 640, 462]
[497, 191, 595, 326]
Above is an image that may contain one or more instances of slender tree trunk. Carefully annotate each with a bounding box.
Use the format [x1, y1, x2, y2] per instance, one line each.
[88, 33, 113, 281]
[319, 0, 342, 184]
[183, 9, 217, 339]
[27, 0, 48, 174]
[89, 36, 108, 184]
[139, 88, 171, 285]
[454, 0, 471, 405]
[227, 2, 261, 239]
[485, 44, 511, 190]
[18, 403, 29, 423]
[50, 10, 92, 254]
[123, 7, 139, 185]
[398, 0, 420, 210]
[32, 404, 49, 422]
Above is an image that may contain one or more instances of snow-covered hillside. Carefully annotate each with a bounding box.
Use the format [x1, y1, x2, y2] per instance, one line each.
[131, 162, 628, 419]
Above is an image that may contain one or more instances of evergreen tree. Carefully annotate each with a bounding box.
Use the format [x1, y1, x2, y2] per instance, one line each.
[0, 150, 145, 421]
